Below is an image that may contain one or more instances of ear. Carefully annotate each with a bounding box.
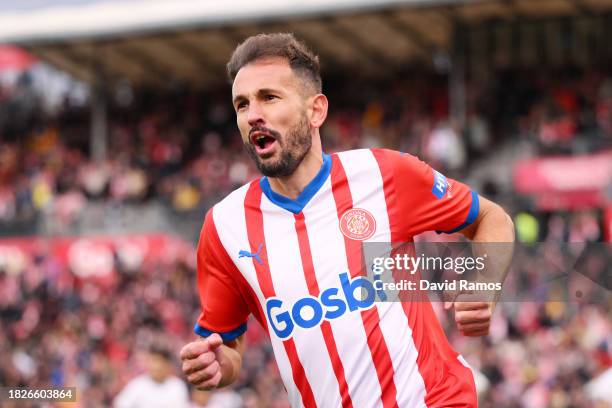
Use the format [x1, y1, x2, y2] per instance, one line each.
[309, 93, 328, 129]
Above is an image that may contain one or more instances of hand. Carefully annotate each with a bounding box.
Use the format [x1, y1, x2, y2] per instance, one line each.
[180, 333, 224, 390]
[444, 300, 494, 337]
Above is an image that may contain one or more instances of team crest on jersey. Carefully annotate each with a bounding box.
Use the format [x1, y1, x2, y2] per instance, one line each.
[339, 208, 376, 241]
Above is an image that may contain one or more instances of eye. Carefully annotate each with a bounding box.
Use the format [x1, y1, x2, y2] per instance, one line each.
[265, 94, 278, 101]
[236, 101, 248, 111]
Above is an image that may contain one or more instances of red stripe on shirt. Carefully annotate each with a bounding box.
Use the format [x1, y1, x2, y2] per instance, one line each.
[372, 148, 477, 408]
[243, 181, 318, 408]
[294, 212, 354, 408]
[206, 208, 267, 330]
[329, 154, 399, 408]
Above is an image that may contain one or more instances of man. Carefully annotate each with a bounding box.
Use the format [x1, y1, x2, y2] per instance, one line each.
[180, 33, 514, 407]
[115, 346, 190, 408]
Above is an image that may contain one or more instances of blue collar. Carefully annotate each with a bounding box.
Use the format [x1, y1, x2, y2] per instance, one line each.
[260, 153, 332, 214]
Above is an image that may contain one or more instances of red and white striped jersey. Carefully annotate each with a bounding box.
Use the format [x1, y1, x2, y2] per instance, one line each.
[195, 149, 479, 408]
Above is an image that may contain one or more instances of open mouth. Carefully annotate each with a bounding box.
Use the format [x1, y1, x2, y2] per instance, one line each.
[251, 132, 278, 154]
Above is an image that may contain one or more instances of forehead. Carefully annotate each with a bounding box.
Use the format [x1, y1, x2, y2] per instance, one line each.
[232, 57, 300, 97]
[149, 353, 168, 363]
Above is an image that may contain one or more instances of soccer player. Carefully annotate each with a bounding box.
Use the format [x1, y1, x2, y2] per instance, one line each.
[180, 33, 514, 407]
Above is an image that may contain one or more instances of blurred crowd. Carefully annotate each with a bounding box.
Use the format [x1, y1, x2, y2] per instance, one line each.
[0, 234, 609, 407]
[1, 68, 612, 231]
[0, 66, 611, 407]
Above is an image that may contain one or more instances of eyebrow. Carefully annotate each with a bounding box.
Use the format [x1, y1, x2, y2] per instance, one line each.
[232, 94, 246, 106]
[232, 88, 283, 105]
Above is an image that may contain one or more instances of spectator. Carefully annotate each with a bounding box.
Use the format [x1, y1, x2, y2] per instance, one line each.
[113, 346, 189, 408]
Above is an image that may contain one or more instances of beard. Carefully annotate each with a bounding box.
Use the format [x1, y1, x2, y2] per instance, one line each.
[244, 114, 312, 178]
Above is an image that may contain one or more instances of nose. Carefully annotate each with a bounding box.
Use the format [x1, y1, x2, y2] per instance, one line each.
[246, 101, 265, 127]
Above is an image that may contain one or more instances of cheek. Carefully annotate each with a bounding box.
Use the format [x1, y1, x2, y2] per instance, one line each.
[271, 105, 301, 133]
[237, 116, 250, 142]
[240, 130, 249, 144]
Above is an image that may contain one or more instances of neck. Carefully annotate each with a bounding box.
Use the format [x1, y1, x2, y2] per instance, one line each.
[267, 136, 323, 200]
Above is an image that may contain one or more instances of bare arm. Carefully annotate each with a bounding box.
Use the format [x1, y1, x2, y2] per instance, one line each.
[445, 195, 515, 336]
[460, 195, 515, 243]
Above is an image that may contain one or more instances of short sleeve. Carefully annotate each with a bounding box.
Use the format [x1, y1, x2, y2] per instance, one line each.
[385, 150, 479, 237]
[194, 209, 249, 341]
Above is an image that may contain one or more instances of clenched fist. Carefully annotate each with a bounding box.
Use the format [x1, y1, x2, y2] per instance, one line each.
[444, 301, 494, 337]
[180, 333, 224, 390]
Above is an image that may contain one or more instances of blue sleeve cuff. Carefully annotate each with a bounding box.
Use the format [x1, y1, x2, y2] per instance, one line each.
[194, 322, 247, 342]
[437, 191, 480, 234]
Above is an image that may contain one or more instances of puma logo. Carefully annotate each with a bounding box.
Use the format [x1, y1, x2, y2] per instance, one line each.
[238, 243, 264, 265]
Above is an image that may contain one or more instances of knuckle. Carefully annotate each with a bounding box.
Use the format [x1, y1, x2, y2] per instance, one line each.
[201, 362, 217, 378]
[472, 316, 485, 324]
[188, 370, 208, 384]
[199, 351, 215, 366]
[181, 342, 199, 358]
[457, 315, 469, 324]
[208, 360, 220, 373]
[185, 361, 200, 375]
[198, 375, 221, 391]
[194, 371, 222, 391]
[187, 372, 200, 384]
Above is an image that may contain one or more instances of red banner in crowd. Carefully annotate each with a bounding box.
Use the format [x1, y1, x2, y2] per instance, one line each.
[0, 45, 35, 71]
[0, 234, 194, 282]
[514, 150, 612, 210]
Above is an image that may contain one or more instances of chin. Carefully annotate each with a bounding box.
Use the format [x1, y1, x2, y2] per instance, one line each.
[256, 156, 276, 168]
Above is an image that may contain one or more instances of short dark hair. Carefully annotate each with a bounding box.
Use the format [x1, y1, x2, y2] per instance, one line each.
[226, 33, 322, 93]
[148, 345, 172, 361]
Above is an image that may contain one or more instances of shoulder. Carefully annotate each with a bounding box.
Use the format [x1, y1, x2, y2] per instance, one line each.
[165, 376, 189, 390]
[122, 374, 151, 390]
[333, 148, 381, 162]
[333, 148, 418, 163]
[333, 148, 423, 176]
[372, 149, 431, 176]
[197, 179, 259, 256]
[332, 148, 396, 169]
